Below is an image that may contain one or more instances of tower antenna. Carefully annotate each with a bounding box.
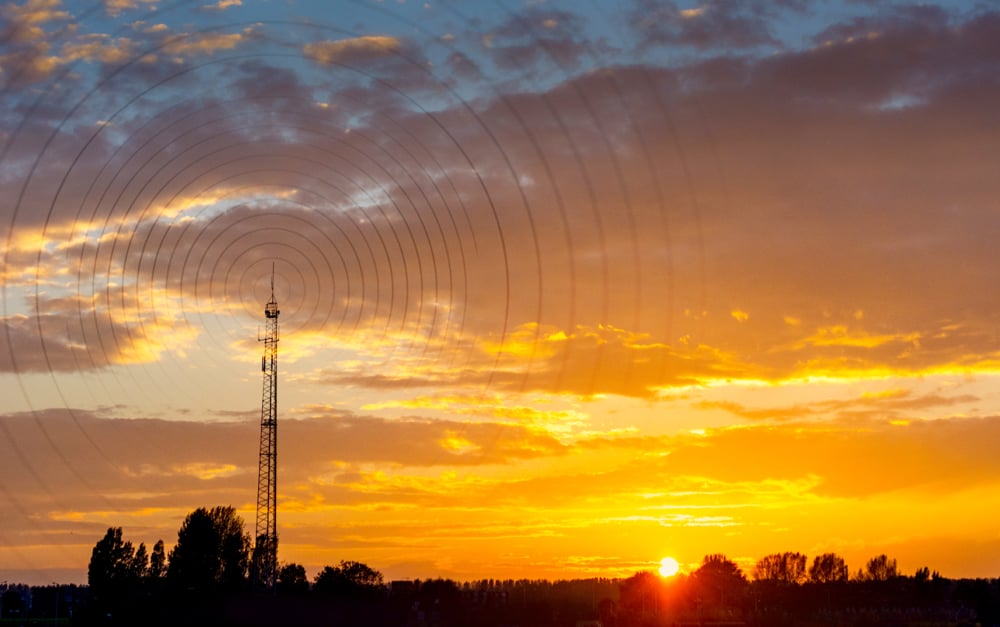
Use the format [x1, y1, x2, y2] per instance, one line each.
[252, 266, 279, 593]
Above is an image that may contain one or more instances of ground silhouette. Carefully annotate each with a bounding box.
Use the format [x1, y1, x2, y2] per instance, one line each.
[5, 507, 994, 626]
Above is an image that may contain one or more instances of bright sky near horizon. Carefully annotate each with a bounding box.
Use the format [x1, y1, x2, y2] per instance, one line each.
[2, 0, 1000, 586]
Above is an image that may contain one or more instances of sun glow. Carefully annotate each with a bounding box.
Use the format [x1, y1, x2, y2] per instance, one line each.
[659, 556, 680, 577]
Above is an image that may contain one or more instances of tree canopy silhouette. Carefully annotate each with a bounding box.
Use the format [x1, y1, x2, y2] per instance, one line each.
[166, 505, 250, 594]
[809, 552, 849, 584]
[313, 560, 384, 598]
[753, 552, 807, 584]
[860, 554, 899, 582]
[278, 562, 310, 595]
[149, 539, 167, 581]
[693, 554, 747, 608]
[87, 527, 159, 620]
[88, 528, 149, 600]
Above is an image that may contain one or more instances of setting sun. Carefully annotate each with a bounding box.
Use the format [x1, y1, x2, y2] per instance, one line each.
[659, 557, 680, 578]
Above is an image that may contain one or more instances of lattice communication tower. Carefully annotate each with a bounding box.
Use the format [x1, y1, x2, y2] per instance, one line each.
[253, 269, 279, 592]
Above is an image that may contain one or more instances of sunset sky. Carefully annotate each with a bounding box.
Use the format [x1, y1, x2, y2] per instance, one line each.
[3, 0, 1000, 586]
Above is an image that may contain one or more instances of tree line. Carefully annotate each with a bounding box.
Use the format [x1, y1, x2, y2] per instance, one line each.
[71, 506, 1000, 626]
[615, 553, 992, 627]
[82, 505, 396, 624]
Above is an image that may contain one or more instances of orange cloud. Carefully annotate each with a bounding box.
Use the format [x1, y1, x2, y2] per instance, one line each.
[203, 0, 241, 10]
[1, 0, 69, 42]
[162, 30, 252, 56]
[104, 0, 157, 17]
[59, 34, 136, 64]
[796, 324, 921, 349]
[697, 389, 979, 422]
[0, 288, 202, 372]
[303, 36, 403, 65]
[362, 392, 589, 431]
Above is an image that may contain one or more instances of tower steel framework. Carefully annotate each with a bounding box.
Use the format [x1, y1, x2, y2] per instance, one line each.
[253, 271, 279, 593]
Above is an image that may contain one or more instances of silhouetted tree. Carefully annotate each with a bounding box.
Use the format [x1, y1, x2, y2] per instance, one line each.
[166, 505, 250, 594]
[148, 539, 167, 580]
[694, 554, 747, 609]
[619, 571, 661, 613]
[860, 554, 898, 582]
[808, 553, 848, 584]
[914, 566, 931, 582]
[313, 560, 384, 598]
[250, 533, 280, 589]
[89, 527, 140, 599]
[130, 542, 148, 581]
[87, 527, 149, 621]
[277, 562, 309, 595]
[753, 552, 807, 584]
